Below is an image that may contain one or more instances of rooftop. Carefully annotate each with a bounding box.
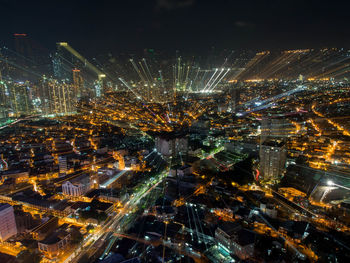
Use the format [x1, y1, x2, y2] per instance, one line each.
[0, 203, 11, 212]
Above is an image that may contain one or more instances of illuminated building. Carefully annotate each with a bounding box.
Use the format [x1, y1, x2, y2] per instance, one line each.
[38, 225, 71, 258]
[32, 217, 58, 241]
[0, 204, 17, 241]
[94, 80, 102, 97]
[259, 140, 286, 181]
[7, 80, 32, 116]
[215, 222, 256, 260]
[38, 76, 50, 114]
[58, 156, 67, 175]
[52, 43, 78, 81]
[260, 199, 277, 218]
[72, 68, 84, 98]
[0, 76, 9, 118]
[52, 52, 68, 80]
[47, 79, 75, 114]
[62, 174, 91, 197]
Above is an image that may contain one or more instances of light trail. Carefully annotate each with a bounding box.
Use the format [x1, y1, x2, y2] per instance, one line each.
[143, 58, 153, 82]
[201, 68, 218, 92]
[158, 70, 164, 87]
[327, 180, 350, 191]
[129, 59, 146, 84]
[193, 67, 200, 86]
[208, 68, 230, 92]
[204, 68, 224, 92]
[118, 78, 142, 100]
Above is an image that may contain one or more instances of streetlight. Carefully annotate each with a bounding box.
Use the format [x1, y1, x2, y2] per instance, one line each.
[327, 180, 350, 191]
[327, 180, 334, 186]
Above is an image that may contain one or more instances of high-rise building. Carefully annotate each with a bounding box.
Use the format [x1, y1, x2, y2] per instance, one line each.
[46, 79, 75, 115]
[72, 69, 84, 98]
[229, 86, 241, 112]
[0, 204, 17, 241]
[38, 76, 50, 114]
[260, 118, 290, 144]
[259, 140, 286, 182]
[58, 156, 67, 175]
[51, 47, 74, 81]
[0, 72, 9, 118]
[94, 80, 102, 98]
[7, 81, 32, 116]
[13, 33, 32, 68]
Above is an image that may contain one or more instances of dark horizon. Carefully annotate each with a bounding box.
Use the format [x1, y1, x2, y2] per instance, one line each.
[1, 0, 350, 56]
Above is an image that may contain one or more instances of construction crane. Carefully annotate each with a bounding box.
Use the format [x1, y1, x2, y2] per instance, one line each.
[57, 42, 106, 81]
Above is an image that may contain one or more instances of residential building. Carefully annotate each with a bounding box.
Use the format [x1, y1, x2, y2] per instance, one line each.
[259, 140, 286, 181]
[0, 204, 17, 241]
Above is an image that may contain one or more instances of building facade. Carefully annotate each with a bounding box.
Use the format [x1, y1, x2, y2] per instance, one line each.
[0, 204, 17, 241]
[38, 229, 71, 258]
[62, 175, 90, 197]
[58, 156, 67, 175]
[155, 135, 188, 157]
[259, 140, 286, 181]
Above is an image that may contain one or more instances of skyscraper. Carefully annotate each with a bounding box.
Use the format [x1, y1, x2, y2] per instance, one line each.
[46, 79, 75, 115]
[7, 81, 32, 116]
[72, 69, 84, 99]
[13, 33, 32, 68]
[51, 52, 71, 81]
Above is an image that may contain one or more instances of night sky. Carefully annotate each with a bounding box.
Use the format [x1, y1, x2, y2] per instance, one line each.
[1, 0, 350, 55]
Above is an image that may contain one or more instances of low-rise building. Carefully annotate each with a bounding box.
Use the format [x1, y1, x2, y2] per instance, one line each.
[38, 224, 71, 258]
[62, 174, 91, 197]
[215, 222, 256, 260]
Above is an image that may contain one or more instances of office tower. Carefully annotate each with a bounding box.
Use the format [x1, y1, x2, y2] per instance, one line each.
[0, 204, 18, 241]
[259, 140, 286, 182]
[72, 69, 84, 98]
[7, 81, 32, 116]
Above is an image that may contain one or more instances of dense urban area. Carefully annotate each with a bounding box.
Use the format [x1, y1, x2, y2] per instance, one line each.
[0, 39, 350, 263]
